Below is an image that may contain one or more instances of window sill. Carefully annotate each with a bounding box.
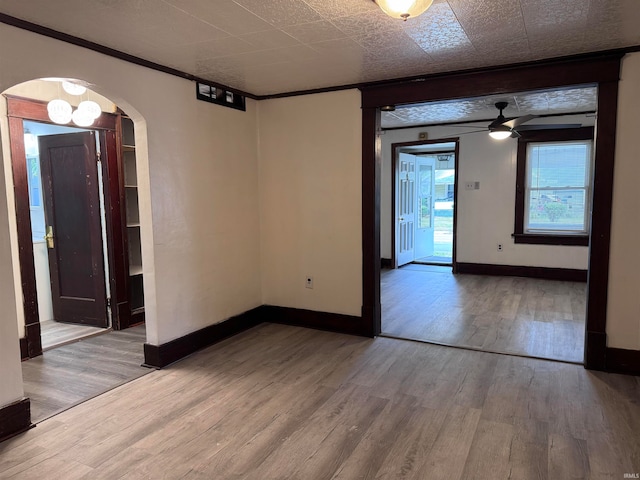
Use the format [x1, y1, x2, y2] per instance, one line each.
[512, 233, 589, 246]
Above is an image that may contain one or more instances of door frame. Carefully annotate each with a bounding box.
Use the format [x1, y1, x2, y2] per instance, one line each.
[6, 95, 129, 358]
[391, 139, 460, 270]
[360, 52, 622, 370]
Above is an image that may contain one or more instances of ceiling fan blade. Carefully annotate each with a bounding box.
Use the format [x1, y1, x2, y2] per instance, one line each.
[515, 123, 582, 131]
[503, 114, 537, 129]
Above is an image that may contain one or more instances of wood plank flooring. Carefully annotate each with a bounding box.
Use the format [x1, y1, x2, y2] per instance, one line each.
[382, 265, 586, 363]
[21, 325, 150, 422]
[40, 320, 108, 351]
[1, 323, 638, 479]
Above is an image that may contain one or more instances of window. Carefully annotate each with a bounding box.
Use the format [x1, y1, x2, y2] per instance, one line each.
[514, 127, 594, 246]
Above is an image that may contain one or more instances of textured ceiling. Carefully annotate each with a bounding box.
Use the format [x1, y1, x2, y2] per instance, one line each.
[381, 85, 598, 128]
[0, 0, 639, 97]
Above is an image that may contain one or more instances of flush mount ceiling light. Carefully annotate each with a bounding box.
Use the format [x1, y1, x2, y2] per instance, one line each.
[374, 0, 434, 21]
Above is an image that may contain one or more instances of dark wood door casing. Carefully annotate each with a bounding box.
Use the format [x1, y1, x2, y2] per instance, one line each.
[6, 95, 129, 358]
[360, 52, 623, 370]
[39, 132, 108, 327]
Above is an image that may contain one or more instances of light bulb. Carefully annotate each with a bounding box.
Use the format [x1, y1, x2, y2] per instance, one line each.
[72, 108, 95, 127]
[62, 81, 87, 96]
[375, 0, 433, 20]
[78, 100, 101, 119]
[47, 99, 72, 124]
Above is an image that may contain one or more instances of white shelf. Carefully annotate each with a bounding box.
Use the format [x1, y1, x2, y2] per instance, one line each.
[129, 265, 143, 276]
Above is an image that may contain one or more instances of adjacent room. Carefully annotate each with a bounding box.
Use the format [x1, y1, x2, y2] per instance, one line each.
[380, 87, 594, 363]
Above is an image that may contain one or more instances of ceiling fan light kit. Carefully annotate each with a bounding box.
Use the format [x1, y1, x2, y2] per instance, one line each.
[374, 0, 434, 21]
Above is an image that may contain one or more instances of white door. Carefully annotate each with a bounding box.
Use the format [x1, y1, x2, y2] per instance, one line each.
[396, 153, 416, 267]
[414, 156, 436, 260]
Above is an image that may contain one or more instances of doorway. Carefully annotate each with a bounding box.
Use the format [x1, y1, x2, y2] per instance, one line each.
[5, 82, 145, 359]
[392, 140, 458, 269]
[23, 121, 111, 349]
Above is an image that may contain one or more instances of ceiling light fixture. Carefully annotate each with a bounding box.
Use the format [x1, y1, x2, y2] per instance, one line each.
[488, 126, 513, 140]
[374, 0, 433, 21]
[45, 80, 101, 127]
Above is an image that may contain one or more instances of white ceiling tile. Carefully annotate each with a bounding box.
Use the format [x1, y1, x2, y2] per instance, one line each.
[164, 0, 273, 35]
[403, 2, 474, 56]
[329, 8, 404, 37]
[281, 20, 347, 44]
[301, 0, 378, 19]
[232, 0, 323, 28]
[239, 29, 301, 49]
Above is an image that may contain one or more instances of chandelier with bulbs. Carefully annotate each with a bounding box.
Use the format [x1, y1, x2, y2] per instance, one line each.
[374, 0, 433, 21]
[47, 81, 102, 127]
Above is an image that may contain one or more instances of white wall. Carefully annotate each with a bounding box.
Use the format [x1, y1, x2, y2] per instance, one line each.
[381, 116, 592, 270]
[258, 91, 362, 317]
[607, 52, 640, 350]
[0, 22, 263, 412]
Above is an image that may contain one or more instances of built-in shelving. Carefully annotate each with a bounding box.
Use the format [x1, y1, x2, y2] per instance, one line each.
[122, 116, 144, 320]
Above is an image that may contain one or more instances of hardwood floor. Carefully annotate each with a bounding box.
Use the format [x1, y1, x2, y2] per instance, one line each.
[40, 320, 108, 351]
[382, 265, 586, 363]
[1, 323, 638, 479]
[21, 324, 150, 422]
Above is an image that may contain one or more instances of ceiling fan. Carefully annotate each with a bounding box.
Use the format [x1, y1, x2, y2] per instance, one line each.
[487, 101, 581, 139]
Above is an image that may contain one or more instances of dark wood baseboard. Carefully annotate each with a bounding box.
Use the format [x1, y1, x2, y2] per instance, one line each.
[262, 305, 368, 337]
[605, 347, 640, 376]
[456, 262, 588, 282]
[143, 306, 264, 368]
[19, 337, 28, 360]
[0, 398, 32, 442]
[585, 330, 607, 370]
[381, 258, 392, 269]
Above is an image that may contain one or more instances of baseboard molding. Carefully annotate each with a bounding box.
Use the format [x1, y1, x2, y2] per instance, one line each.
[585, 330, 607, 370]
[381, 258, 392, 269]
[262, 305, 368, 337]
[143, 306, 264, 368]
[456, 262, 588, 282]
[19, 337, 28, 360]
[606, 347, 640, 376]
[0, 398, 32, 442]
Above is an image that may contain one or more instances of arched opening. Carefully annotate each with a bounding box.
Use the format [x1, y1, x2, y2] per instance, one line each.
[0, 77, 155, 421]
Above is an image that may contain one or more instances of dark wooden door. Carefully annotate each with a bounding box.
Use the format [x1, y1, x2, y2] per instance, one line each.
[39, 132, 108, 327]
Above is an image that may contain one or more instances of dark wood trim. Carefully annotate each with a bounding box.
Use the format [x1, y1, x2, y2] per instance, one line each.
[143, 307, 264, 368]
[456, 262, 588, 282]
[0, 13, 257, 100]
[584, 79, 619, 369]
[381, 258, 392, 269]
[6, 95, 117, 129]
[585, 331, 607, 371]
[19, 337, 28, 361]
[362, 107, 381, 337]
[390, 138, 459, 269]
[361, 54, 623, 108]
[8, 115, 41, 358]
[0, 398, 32, 443]
[451, 141, 460, 273]
[6, 96, 125, 357]
[263, 305, 367, 336]
[362, 52, 622, 372]
[512, 234, 589, 246]
[605, 347, 640, 376]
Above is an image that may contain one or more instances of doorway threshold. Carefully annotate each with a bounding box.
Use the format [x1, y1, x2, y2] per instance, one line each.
[40, 320, 111, 352]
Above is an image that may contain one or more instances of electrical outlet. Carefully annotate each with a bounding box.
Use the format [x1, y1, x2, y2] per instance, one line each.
[465, 182, 475, 190]
[305, 276, 313, 289]
[497, 243, 503, 251]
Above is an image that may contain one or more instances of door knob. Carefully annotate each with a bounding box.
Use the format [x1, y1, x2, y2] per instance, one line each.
[44, 225, 54, 249]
